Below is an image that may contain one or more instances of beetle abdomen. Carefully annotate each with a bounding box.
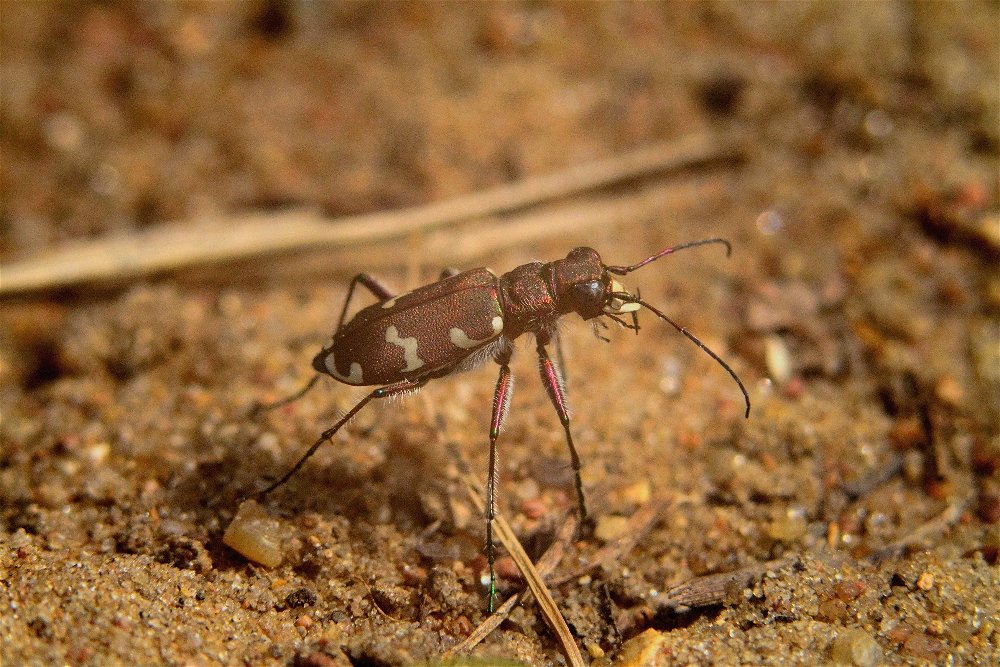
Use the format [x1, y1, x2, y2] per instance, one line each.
[314, 269, 504, 386]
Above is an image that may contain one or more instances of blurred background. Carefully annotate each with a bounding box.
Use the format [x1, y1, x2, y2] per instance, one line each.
[1, 3, 997, 665]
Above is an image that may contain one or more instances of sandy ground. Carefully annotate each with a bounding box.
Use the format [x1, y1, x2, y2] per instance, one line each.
[2, 3, 998, 666]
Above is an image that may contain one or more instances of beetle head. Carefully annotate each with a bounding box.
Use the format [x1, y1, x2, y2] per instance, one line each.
[553, 240, 750, 419]
[552, 247, 642, 321]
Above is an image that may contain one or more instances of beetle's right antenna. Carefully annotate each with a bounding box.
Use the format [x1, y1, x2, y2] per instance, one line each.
[606, 238, 731, 275]
[629, 296, 750, 419]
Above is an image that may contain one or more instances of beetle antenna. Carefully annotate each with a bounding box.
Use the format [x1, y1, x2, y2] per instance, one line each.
[630, 297, 750, 418]
[606, 238, 731, 275]
[632, 287, 641, 334]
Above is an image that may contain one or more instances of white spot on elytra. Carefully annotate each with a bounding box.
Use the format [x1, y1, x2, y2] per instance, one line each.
[385, 325, 424, 372]
[381, 297, 398, 309]
[324, 350, 363, 384]
[450, 316, 504, 349]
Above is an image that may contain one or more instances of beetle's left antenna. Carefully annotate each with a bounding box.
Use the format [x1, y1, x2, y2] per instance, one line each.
[249, 374, 321, 417]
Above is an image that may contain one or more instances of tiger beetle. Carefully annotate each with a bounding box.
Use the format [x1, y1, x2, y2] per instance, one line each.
[251, 238, 750, 612]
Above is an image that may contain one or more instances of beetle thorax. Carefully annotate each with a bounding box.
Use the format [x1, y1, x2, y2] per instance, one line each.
[497, 262, 556, 338]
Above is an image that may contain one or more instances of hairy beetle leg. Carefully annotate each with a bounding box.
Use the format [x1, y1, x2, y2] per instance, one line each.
[485, 347, 514, 613]
[536, 333, 589, 531]
[249, 378, 426, 501]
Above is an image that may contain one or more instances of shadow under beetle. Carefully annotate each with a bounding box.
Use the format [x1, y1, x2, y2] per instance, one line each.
[252, 239, 750, 611]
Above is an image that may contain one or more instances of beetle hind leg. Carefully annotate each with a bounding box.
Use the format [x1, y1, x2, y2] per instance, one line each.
[248, 378, 426, 501]
[250, 373, 322, 416]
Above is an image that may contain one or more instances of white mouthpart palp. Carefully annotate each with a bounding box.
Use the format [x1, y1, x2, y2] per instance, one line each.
[604, 300, 642, 314]
[604, 279, 642, 314]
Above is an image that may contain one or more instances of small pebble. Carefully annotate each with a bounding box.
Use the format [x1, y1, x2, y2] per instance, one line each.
[494, 555, 521, 581]
[765, 335, 793, 384]
[621, 479, 652, 505]
[223, 500, 285, 567]
[935, 375, 963, 406]
[902, 632, 944, 660]
[888, 417, 924, 450]
[783, 375, 806, 399]
[767, 514, 808, 542]
[285, 587, 318, 608]
[977, 493, 1000, 524]
[594, 515, 629, 542]
[833, 579, 866, 601]
[400, 563, 428, 585]
[615, 628, 666, 667]
[520, 496, 546, 520]
[818, 598, 850, 622]
[295, 652, 341, 667]
[830, 627, 882, 666]
[916, 571, 934, 591]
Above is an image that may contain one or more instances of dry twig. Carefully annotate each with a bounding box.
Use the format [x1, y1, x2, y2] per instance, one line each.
[1, 133, 742, 296]
[655, 556, 798, 613]
[873, 493, 971, 563]
[185, 178, 725, 287]
[443, 513, 578, 659]
[456, 472, 585, 667]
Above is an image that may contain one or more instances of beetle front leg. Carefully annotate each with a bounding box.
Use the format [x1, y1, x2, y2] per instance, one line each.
[336, 273, 397, 331]
[485, 347, 514, 613]
[535, 334, 588, 527]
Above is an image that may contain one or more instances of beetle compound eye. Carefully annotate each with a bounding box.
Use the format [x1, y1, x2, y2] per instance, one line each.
[566, 279, 606, 319]
[571, 280, 603, 304]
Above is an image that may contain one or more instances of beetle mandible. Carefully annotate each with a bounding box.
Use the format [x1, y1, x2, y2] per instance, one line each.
[252, 239, 750, 610]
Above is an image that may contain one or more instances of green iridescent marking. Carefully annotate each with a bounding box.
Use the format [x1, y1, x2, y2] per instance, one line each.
[487, 569, 497, 614]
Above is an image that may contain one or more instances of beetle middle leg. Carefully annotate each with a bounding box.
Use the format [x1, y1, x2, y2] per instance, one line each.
[251, 378, 427, 500]
[535, 332, 589, 528]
